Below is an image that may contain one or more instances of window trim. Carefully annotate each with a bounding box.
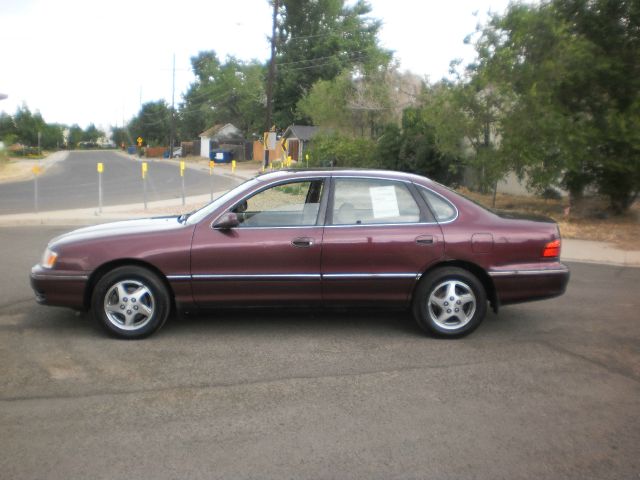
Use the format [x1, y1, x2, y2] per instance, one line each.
[415, 184, 459, 224]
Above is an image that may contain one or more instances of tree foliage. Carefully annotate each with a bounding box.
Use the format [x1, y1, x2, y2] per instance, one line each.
[179, 51, 266, 139]
[473, 0, 640, 211]
[110, 126, 129, 147]
[298, 67, 413, 139]
[0, 112, 17, 145]
[128, 101, 171, 146]
[274, 0, 390, 127]
[81, 123, 104, 143]
[67, 124, 84, 148]
[6, 105, 63, 149]
[306, 132, 377, 168]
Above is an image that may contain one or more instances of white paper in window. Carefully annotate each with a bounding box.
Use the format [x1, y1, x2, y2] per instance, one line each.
[369, 185, 399, 218]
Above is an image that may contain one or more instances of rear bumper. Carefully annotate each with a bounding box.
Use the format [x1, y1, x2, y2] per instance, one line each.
[489, 262, 570, 306]
[30, 265, 89, 310]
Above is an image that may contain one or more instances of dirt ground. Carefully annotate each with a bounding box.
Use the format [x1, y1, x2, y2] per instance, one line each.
[0, 156, 43, 183]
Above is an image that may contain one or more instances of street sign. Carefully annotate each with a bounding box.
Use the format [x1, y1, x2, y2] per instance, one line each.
[264, 132, 277, 150]
[137, 137, 143, 146]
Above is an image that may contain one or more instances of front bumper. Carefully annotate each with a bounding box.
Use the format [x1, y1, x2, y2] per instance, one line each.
[30, 265, 90, 310]
[488, 262, 570, 306]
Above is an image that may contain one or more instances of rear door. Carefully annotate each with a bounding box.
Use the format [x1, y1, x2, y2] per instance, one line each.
[321, 176, 444, 305]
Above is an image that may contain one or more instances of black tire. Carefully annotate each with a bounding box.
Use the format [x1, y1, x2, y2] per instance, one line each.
[91, 266, 170, 339]
[413, 267, 487, 338]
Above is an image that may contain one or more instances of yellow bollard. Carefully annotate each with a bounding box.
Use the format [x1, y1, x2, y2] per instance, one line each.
[209, 160, 214, 175]
[231, 160, 236, 173]
[141, 162, 148, 179]
[97, 162, 104, 173]
[180, 160, 185, 177]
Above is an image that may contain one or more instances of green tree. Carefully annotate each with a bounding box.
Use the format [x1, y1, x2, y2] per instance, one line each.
[474, 0, 640, 211]
[274, 0, 390, 127]
[420, 80, 508, 194]
[110, 126, 129, 147]
[82, 123, 104, 143]
[0, 112, 17, 145]
[67, 124, 84, 148]
[128, 101, 171, 146]
[307, 132, 376, 168]
[13, 105, 46, 146]
[40, 123, 63, 150]
[179, 51, 266, 139]
[298, 66, 398, 138]
[375, 123, 403, 170]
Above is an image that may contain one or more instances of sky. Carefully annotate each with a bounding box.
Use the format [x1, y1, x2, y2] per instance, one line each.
[0, 0, 511, 130]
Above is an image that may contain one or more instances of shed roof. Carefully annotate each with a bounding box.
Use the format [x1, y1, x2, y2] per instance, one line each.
[282, 125, 320, 142]
[199, 123, 243, 140]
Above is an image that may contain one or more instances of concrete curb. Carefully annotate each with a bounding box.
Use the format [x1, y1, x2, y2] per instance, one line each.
[561, 239, 640, 268]
[112, 150, 260, 181]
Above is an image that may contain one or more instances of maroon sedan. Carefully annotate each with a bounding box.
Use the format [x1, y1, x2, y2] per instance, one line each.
[31, 169, 569, 339]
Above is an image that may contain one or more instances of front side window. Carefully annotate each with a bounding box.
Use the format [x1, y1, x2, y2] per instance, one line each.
[231, 180, 323, 227]
[331, 178, 420, 225]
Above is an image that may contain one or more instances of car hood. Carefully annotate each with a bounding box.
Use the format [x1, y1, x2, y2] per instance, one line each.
[49, 216, 189, 247]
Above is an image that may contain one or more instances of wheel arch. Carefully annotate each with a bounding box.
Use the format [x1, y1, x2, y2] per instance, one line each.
[84, 259, 176, 312]
[416, 260, 498, 313]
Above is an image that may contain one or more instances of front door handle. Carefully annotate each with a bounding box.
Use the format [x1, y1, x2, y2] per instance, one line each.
[416, 235, 434, 245]
[291, 237, 314, 248]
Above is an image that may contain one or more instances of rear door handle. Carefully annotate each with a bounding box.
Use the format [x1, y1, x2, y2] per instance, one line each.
[291, 237, 314, 248]
[416, 235, 434, 245]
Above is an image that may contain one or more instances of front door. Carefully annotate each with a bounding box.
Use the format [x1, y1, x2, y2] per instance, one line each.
[190, 178, 326, 307]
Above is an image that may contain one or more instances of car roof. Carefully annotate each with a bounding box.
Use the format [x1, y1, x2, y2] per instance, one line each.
[255, 168, 435, 185]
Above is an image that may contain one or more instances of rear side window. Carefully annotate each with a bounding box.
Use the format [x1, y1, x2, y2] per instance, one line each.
[332, 178, 420, 225]
[419, 187, 457, 223]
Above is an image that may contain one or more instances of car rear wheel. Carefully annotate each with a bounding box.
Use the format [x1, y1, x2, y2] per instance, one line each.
[92, 266, 170, 339]
[413, 267, 487, 338]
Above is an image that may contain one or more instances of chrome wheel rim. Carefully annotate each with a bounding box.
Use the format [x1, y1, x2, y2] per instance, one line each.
[427, 280, 476, 330]
[103, 279, 155, 331]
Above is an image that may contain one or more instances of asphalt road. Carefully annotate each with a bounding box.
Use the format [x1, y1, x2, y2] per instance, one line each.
[1, 226, 639, 480]
[0, 151, 240, 214]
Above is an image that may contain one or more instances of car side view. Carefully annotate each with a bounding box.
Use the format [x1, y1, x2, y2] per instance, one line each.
[31, 169, 570, 339]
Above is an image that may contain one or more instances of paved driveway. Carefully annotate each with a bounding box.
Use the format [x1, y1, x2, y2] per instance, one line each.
[1, 226, 638, 479]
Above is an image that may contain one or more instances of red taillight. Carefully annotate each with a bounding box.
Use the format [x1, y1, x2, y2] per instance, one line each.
[542, 239, 561, 258]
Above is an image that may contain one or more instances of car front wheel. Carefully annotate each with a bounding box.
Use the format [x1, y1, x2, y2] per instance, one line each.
[91, 266, 170, 339]
[413, 267, 487, 338]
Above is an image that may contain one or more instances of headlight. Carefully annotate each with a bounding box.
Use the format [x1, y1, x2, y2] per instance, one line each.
[41, 248, 58, 269]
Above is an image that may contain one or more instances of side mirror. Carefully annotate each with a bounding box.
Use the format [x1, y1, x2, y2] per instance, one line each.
[213, 212, 240, 230]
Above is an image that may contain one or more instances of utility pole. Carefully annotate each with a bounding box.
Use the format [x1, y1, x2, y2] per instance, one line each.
[169, 53, 176, 157]
[264, 0, 278, 168]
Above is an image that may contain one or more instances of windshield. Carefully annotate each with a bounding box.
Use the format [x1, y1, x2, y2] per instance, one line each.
[185, 178, 260, 225]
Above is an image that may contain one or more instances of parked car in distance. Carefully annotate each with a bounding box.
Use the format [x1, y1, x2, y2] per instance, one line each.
[172, 147, 182, 158]
[31, 169, 569, 339]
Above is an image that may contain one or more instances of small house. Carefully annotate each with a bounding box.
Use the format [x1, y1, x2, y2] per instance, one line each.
[199, 124, 244, 159]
